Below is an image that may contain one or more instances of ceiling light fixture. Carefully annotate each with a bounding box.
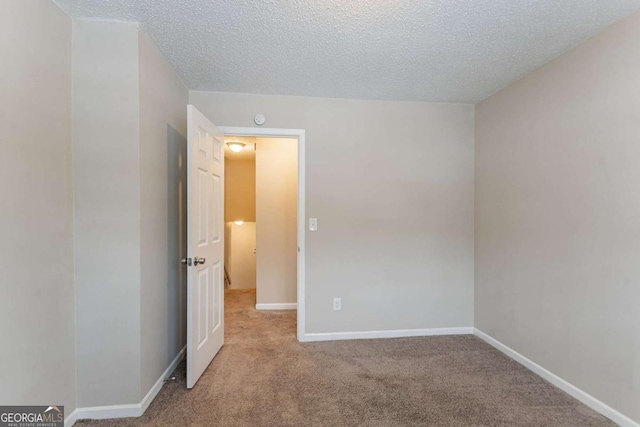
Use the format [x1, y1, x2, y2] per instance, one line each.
[234, 220, 244, 226]
[227, 142, 245, 153]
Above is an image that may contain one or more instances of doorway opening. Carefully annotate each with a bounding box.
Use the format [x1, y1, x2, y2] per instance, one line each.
[220, 128, 306, 341]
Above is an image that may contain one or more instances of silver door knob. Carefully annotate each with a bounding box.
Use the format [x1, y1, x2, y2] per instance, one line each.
[181, 258, 192, 266]
[194, 257, 206, 265]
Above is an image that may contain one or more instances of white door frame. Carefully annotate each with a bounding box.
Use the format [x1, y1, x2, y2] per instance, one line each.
[219, 126, 306, 342]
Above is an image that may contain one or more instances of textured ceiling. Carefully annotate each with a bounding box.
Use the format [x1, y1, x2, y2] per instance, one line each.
[55, 0, 640, 103]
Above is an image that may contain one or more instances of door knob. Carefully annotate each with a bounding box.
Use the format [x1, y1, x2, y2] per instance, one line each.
[194, 257, 206, 265]
[181, 258, 192, 266]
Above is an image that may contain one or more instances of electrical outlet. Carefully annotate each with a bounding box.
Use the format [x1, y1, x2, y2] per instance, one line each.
[333, 298, 341, 311]
[309, 218, 318, 231]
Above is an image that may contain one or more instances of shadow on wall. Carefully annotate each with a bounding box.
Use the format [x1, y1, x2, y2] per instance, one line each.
[167, 124, 187, 361]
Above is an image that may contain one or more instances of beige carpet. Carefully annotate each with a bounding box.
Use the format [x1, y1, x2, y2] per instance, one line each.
[77, 289, 615, 426]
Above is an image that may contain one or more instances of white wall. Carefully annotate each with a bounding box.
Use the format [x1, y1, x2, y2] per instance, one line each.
[225, 158, 256, 222]
[228, 222, 257, 289]
[256, 138, 298, 305]
[475, 10, 640, 424]
[73, 19, 142, 407]
[0, 0, 76, 414]
[190, 92, 475, 333]
[138, 29, 188, 400]
[225, 155, 257, 290]
[73, 19, 188, 408]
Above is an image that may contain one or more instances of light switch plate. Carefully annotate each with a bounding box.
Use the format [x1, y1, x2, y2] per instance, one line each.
[309, 218, 318, 231]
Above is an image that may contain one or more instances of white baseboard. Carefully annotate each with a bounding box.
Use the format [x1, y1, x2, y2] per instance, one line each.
[474, 329, 639, 427]
[64, 409, 78, 427]
[74, 403, 140, 421]
[255, 303, 297, 310]
[69, 346, 186, 425]
[302, 327, 474, 342]
[140, 345, 186, 414]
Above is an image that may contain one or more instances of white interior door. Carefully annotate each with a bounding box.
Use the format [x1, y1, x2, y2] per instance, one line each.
[186, 105, 224, 389]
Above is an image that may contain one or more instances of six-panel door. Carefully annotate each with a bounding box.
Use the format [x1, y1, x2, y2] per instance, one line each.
[186, 105, 225, 389]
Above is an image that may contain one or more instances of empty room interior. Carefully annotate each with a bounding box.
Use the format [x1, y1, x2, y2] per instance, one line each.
[1, 0, 639, 426]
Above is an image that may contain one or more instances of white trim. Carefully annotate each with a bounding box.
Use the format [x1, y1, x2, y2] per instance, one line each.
[140, 345, 186, 414]
[474, 329, 639, 427]
[64, 409, 78, 427]
[302, 327, 474, 342]
[219, 127, 305, 139]
[219, 127, 306, 342]
[256, 303, 297, 310]
[74, 403, 139, 421]
[70, 346, 186, 424]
